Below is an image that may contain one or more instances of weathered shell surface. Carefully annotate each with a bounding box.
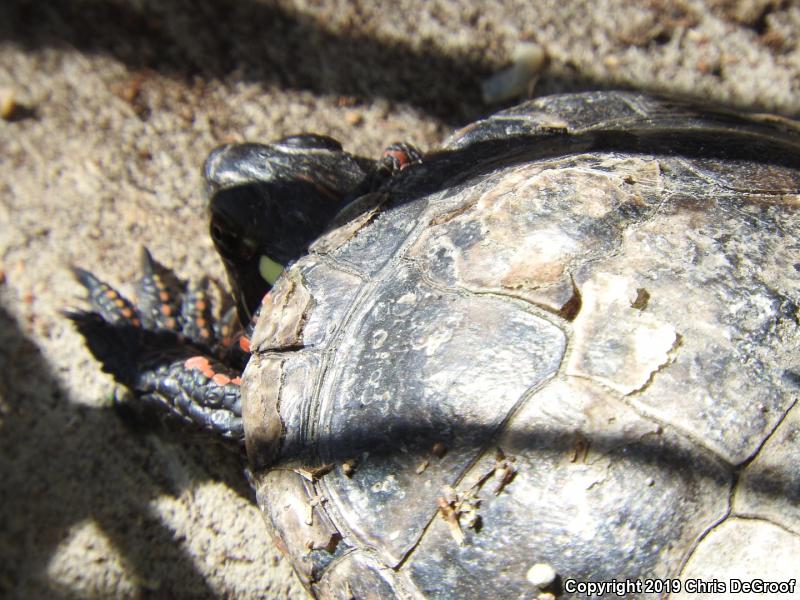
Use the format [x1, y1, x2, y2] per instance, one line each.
[242, 92, 800, 599]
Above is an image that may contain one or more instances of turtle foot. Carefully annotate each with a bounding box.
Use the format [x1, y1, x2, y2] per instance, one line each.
[67, 248, 247, 444]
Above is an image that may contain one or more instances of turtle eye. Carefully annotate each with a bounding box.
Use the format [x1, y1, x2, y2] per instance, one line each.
[210, 219, 257, 263]
[210, 221, 234, 255]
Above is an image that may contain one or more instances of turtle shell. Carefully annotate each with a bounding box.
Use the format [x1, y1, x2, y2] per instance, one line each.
[242, 92, 800, 599]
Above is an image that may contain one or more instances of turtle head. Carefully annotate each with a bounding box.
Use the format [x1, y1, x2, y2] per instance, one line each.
[204, 138, 373, 323]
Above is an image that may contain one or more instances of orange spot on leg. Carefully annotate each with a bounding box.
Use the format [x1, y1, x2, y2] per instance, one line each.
[212, 373, 231, 386]
[185, 356, 210, 371]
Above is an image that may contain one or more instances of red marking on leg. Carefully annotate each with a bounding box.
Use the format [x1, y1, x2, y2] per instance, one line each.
[230, 377, 242, 386]
[185, 356, 218, 381]
[384, 149, 409, 169]
[212, 373, 231, 386]
[185, 356, 210, 371]
[239, 336, 251, 353]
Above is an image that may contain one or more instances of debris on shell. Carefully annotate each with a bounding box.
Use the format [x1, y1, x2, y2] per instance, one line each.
[526, 562, 557, 588]
[294, 463, 334, 482]
[493, 461, 516, 495]
[305, 495, 327, 526]
[569, 433, 590, 463]
[415, 459, 429, 474]
[342, 459, 358, 477]
[458, 490, 482, 531]
[437, 496, 465, 545]
[438, 484, 484, 544]
[472, 448, 518, 495]
[481, 42, 547, 104]
[431, 441, 447, 458]
[303, 532, 341, 554]
[441, 485, 458, 504]
[342, 581, 355, 600]
[630, 287, 651, 310]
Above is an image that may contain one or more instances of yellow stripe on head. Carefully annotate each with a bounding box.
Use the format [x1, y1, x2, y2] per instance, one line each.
[259, 255, 284, 285]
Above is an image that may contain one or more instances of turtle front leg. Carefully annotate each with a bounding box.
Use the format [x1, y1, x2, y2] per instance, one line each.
[378, 142, 423, 174]
[67, 248, 246, 444]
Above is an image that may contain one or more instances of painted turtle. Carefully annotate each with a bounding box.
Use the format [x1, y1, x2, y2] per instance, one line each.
[71, 92, 800, 599]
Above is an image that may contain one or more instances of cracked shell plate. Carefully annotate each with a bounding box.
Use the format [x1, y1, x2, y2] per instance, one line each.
[245, 92, 800, 600]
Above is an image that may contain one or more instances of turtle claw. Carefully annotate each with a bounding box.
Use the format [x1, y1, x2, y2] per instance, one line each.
[137, 247, 185, 332]
[180, 278, 217, 348]
[362, 142, 423, 192]
[379, 142, 423, 174]
[68, 251, 246, 444]
[70, 266, 142, 329]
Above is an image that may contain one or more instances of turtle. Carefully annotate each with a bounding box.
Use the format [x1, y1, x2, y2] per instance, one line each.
[69, 91, 800, 599]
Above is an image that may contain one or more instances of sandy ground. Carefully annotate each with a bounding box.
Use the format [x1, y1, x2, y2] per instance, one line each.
[1, 0, 799, 598]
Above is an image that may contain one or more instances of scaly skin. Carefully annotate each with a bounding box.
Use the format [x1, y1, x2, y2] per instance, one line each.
[69, 138, 421, 442]
[68, 248, 248, 441]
